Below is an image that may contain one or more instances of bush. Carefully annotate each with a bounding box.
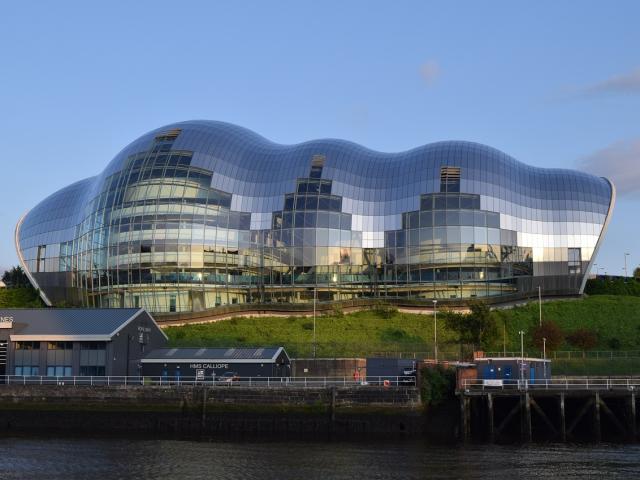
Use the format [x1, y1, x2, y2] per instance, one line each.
[0, 287, 44, 308]
[585, 277, 640, 296]
[567, 328, 598, 351]
[302, 321, 314, 331]
[331, 303, 344, 318]
[420, 366, 455, 407]
[530, 320, 564, 351]
[445, 300, 498, 353]
[608, 337, 622, 350]
[373, 301, 398, 319]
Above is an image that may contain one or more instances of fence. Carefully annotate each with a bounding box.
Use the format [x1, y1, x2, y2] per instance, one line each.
[484, 351, 640, 360]
[0, 375, 416, 388]
[462, 377, 640, 392]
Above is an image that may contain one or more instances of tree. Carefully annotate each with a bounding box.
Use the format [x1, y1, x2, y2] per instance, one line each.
[1, 266, 30, 288]
[530, 320, 564, 352]
[634, 266, 640, 281]
[566, 328, 598, 351]
[445, 300, 498, 354]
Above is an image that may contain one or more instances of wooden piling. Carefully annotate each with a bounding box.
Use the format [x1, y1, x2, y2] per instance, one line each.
[630, 392, 637, 441]
[594, 392, 601, 442]
[487, 393, 494, 443]
[460, 395, 471, 443]
[524, 393, 532, 442]
[520, 393, 532, 442]
[560, 393, 566, 442]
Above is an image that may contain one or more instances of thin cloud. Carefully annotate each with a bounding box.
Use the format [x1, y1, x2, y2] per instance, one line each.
[580, 67, 640, 97]
[579, 138, 640, 197]
[419, 60, 440, 85]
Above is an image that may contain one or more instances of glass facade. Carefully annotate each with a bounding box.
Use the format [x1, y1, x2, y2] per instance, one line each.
[16, 121, 615, 313]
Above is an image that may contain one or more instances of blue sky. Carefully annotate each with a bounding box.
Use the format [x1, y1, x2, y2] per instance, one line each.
[1, 1, 639, 276]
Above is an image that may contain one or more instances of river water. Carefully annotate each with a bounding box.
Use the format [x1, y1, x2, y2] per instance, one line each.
[1, 436, 639, 479]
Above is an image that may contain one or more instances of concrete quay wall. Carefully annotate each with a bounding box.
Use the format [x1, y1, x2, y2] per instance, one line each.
[0, 385, 424, 438]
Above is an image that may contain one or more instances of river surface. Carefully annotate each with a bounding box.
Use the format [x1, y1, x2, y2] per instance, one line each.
[1, 436, 639, 479]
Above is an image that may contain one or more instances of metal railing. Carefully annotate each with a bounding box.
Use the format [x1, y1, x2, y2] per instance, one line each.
[485, 350, 640, 360]
[462, 377, 640, 392]
[0, 375, 416, 388]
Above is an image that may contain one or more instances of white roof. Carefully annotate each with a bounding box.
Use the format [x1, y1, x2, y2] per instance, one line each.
[475, 357, 551, 363]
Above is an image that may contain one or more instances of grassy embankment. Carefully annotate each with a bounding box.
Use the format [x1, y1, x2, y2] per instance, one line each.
[165, 295, 640, 374]
[4, 285, 639, 375]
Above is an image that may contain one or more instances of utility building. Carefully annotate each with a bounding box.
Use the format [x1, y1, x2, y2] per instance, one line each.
[475, 357, 552, 383]
[141, 347, 291, 380]
[0, 309, 167, 377]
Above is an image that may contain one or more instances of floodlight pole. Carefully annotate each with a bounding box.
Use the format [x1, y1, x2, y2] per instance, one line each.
[432, 299, 438, 364]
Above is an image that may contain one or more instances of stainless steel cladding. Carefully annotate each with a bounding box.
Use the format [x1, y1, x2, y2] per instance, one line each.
[15, 121, 615, 313]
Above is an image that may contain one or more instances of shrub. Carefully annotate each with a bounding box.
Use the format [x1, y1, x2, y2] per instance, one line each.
[608, 337, 622, 350]
[331, 303, 344, 318]
[420, 366, 455, 407]
[531, 320, 565, 351]
[373, 301, 398, 319]
[445, 300, 498, 352]
[381, 328, 407, 341]
[585, 277, 640, 296]
[566, 328, 598, 351]
[302, 321, 314, 331]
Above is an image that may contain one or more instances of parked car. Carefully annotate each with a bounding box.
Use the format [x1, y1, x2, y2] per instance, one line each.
[218, 372, 240, 382]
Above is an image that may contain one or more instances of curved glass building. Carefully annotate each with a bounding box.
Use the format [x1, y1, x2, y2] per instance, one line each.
[16, 121, 615, 313]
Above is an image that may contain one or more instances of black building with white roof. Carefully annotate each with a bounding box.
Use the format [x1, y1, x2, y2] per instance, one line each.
[141, 347, 291, 379]
[0, 308, 167, 377]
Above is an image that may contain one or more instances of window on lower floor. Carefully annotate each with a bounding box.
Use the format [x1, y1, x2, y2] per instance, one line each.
[80, 342, 106, 375]
[15, 366, 39, 376]
[47, 366, 72, 377]
[47, 342, 73, 371]
[14, 342, 40, 370]
[79, 366, 105, 376]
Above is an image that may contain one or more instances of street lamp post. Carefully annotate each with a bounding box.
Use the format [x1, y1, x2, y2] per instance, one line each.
[538, 285, 542, 327]
[503, 320, 507, 356]
[313, 287, 317, 358]
[543, 337, 547, 379]
[432, 299, 438, 363]
[624, 253, 630, 278]
[519, 330, 525, 381]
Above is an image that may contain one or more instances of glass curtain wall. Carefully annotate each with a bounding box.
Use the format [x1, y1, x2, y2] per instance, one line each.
[16, 121, 615, 313]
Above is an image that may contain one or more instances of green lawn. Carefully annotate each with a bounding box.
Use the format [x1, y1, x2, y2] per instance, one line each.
[166, 310, 452, 358]
[551, 358, 640, 376]
[165, 295, 640, 360]
[493, 295, 640, 351]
